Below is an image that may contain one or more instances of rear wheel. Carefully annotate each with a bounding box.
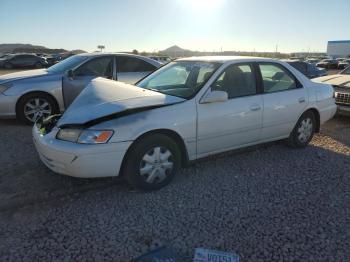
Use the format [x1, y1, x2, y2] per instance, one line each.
[17, 93, 59, 125]
[288, 111, 316, 148]
[123, 134, 181, 191]
[34, 62, 42, 69]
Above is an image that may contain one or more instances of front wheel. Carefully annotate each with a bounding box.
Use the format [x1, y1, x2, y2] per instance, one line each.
[287, 111, 316, 148]
[123, 134, 181, 191]
[17, 93, 59, 125]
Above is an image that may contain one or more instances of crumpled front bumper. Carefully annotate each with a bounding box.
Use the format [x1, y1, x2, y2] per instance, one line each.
[32, 125, 132, 178]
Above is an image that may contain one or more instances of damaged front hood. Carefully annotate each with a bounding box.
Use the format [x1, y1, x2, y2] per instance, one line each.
[57, 78, 185, 127]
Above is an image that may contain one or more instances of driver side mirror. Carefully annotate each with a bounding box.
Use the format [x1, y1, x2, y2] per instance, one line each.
[200, 90, 228, 104]
[67, 69, 75, 79]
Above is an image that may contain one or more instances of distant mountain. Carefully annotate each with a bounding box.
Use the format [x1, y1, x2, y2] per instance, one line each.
[162, 45, 189, 53]
[0, 43, 86, 55]
[160, 45, 195, 57]
[0, 44, 47, 53]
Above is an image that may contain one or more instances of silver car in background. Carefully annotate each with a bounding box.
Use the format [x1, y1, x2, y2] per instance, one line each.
[0, 53, 161, 124]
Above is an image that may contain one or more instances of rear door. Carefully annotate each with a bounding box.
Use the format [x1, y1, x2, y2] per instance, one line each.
[62, 56, 114, 107]
[116, 56, 157, 84]
[258, 62, 308, 140]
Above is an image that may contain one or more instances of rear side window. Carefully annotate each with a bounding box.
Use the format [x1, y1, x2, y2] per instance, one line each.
[117, 56, 156, 72]
[259, 63, 297, 93]
[75, 57, 113, 78]
[212, 64, 256, 99]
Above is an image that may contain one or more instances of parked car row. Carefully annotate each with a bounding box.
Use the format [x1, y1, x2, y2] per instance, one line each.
[0, 53, 48, 69]
[0, 52, 82, 69]
[148, 56, 172, 64]
[282, 60, 327, 79]
[31, 57, 337, 190]
[316, 58, 350, 70]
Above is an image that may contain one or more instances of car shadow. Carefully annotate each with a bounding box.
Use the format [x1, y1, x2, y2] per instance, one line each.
[320, 115, 350, 146]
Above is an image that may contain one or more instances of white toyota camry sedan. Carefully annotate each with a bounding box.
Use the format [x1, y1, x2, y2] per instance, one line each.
[33, 56, 337, 190]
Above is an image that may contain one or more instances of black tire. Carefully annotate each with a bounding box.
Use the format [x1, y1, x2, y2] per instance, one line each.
[34, 62, 42, 69]
[287, 111, 316, 148]
[17, 93, 59, 125]
[4, 62, 12, 69]
[123, 134, 181, 191]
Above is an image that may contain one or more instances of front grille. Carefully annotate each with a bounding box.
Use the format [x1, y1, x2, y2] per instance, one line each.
[336, 93, 350, 105]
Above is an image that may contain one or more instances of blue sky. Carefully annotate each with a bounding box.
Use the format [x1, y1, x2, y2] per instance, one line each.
[0, 0, 349, 53]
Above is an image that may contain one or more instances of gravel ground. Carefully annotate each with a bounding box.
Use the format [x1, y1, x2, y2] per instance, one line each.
[0, 116, 349, 261]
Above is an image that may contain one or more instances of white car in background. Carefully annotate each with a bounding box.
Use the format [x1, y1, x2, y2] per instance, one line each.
[313, 66, 350, 116]
[33, 56, 336, 190]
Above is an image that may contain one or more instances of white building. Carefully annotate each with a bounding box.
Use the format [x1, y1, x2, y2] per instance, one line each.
[327, 40, 350, 58]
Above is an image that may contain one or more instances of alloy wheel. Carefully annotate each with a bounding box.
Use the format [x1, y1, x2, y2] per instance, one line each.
[24, 98, 52, 123]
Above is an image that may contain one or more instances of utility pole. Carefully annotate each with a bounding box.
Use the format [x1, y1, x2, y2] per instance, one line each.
[97, 45, 105, 52]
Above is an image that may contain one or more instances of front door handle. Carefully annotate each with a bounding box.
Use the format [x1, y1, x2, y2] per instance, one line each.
[250, 105, 261, 111]
[298, 97, 306, 103]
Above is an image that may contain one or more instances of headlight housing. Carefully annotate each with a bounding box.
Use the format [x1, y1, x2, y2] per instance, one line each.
[56, 129, 114, 144]
[0, 83, 13, 93]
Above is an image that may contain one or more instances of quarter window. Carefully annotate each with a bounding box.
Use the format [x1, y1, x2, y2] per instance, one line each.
[75, 57, 113, 78]
[117, 56, 156, 72]
[259, 64, 297, 93]
[211, 64, 256, 99]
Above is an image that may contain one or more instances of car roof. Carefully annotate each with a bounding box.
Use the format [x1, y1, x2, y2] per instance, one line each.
[75, 52, 161, 66]
[280, 59, 305, 63]
[76, 52, 144, 57]
[176, 56, 277, 63]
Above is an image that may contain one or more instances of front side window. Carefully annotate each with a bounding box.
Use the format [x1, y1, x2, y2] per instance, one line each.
[75, 57, 113, 78]
[259, 63, 297, 93]
[211, 64, 256, 99]
[117, 56, 156, 72]
[137, 61, 220, 99]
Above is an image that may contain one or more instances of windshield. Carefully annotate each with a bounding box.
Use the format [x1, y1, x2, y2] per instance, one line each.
[47, 55, 88, 73]
[137, 61, 220, 99]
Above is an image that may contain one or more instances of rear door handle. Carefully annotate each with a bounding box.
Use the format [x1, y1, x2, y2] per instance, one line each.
[298, 97, 306, 103]
[250, 105, 261, 111]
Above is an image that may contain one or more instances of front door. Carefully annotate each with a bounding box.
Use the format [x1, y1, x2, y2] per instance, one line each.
[197, 63, 263, 157]
[62, 56, 114, 108]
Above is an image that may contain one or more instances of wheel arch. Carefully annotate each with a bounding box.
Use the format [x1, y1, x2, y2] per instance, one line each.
[304, 107, 320, 133]
[120, 128, 189, 176]
[15, 91, 60, 116]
